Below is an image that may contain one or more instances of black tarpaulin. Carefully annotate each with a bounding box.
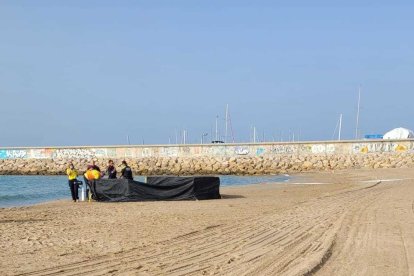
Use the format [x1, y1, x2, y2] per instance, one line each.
[90, 176, 220, 202]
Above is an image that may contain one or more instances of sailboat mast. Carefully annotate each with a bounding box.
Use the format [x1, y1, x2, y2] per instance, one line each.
[228, 112, 235, 143]
[338, 114, 343, 141]
[253, 126, 256, 143]
[225, 104, 228, 143]
[355, 86, 361, 139]
[215, 115, 219, 141]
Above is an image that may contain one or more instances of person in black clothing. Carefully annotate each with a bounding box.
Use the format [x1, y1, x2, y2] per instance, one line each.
[120, 160, 133, 180]
[106, 159, 117, 179]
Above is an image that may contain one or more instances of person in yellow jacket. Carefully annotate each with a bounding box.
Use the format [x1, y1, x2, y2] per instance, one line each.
[83, 163, 102, 202]
[66, 162, 79, 202]
[84, 169, 101, 180]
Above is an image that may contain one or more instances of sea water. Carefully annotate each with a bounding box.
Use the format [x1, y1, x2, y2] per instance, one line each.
[0, 174, 290, 208]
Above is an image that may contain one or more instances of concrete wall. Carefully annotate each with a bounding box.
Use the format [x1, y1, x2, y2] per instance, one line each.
[0, 140, 413, 175]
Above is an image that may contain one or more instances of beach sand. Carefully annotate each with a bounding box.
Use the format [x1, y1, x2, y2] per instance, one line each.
[1, 168, 414, 275]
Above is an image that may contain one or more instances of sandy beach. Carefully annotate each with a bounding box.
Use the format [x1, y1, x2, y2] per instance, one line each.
[1, 168, 414, 275]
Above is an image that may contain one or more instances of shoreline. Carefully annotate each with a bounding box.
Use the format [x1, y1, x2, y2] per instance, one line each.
[0, 198, 69, 210]
[2, 168, 404, 210]
[1, 167, 402, 210]
[0, 174, 292, 209]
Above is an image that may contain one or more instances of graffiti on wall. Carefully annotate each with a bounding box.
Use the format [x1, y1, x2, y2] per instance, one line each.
[180, 147, 191, 155]
[395, 145, 408, 152]
[234, 146, 249, 155]
[256, 147, 266, 156]
[201, 146, 224, 156]
[30, 149, 53, 159]
[106, 148, 117, 158]
[270, 145, 296, 155]
[141, 148, 152, 157]
[301, 145, 311, 153]
[0, 141, 412, 160]
[311, 144, 335, 154]
[94, 149, 108, 157]
[0, 150, 28, 159]
[191, 147, 201, 155]
[117, 148, 135, 158]
[53, 149, 92, 159]
[352, 142, 410, 154]
[52, 148, 108, 159]
[160, 147, 179, 157]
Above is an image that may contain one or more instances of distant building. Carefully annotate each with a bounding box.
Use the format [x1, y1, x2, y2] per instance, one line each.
[364, 134, 384, 139]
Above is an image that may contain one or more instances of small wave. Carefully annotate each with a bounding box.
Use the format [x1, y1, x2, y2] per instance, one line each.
[0, 191, 66, 205]
[0, 194, 33, 201]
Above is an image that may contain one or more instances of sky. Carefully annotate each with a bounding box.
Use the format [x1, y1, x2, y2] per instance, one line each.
[0, 1, 413, 146]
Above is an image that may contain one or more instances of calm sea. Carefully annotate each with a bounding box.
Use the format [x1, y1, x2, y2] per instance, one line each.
[0, 175, 290, 208]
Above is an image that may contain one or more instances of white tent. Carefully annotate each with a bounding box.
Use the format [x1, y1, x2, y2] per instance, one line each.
[383, 128, 414, 139]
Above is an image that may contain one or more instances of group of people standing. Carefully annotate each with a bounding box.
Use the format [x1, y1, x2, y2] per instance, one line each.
[65, 159, 134, 202]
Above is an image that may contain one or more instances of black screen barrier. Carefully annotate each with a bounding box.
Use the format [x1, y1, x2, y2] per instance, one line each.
[90, 176, 220, 202]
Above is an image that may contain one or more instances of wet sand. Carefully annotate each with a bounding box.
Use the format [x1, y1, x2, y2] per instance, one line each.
[1, 168, 414, 275]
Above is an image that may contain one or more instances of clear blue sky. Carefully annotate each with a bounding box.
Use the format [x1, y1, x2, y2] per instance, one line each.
[1, 1, 413, 146]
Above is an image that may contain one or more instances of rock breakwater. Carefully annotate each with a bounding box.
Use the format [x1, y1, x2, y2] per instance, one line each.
[0, 152, 413, 176]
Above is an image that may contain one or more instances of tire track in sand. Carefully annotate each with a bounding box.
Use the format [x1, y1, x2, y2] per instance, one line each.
[18, 183, 388, 276]
[317, 180, 414, 276]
